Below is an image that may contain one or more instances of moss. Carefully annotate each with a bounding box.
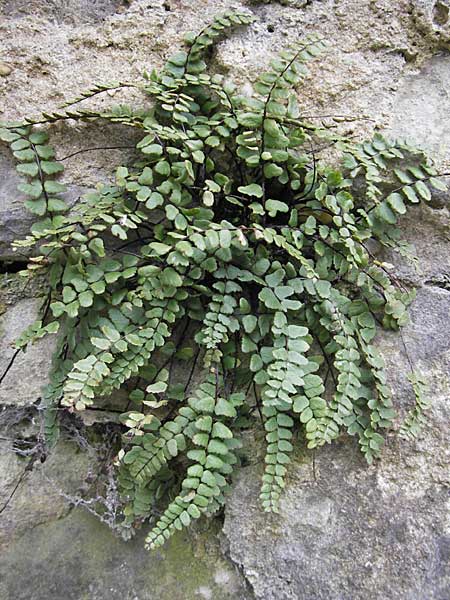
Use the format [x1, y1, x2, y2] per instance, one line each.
[0, 509, 250, 600]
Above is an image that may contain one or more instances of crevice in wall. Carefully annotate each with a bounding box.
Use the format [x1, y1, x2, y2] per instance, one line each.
[0, 259, 29, 274]
[424, 276, 450, 291]
[220, 523, 257, 600]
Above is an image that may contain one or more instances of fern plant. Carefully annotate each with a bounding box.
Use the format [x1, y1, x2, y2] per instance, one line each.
[1, 11, 447, 549]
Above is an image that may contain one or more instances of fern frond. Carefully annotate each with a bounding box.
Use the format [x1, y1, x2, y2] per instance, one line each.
[1, 11, 442, 550]
[144, 374, 239, 548]
[399, 371, 430, 440]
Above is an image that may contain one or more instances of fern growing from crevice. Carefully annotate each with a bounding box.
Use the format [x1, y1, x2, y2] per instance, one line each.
[1, 10, 447, 548]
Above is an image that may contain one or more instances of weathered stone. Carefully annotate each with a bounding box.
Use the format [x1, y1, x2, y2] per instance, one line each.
[0, 148, 31, 258]
[224, 436, 449, 600]
[0, 298, 55, 406]
[0, 438, 94, 549]
[1, 0, 129, 25]
[0, 508, 252, 600]
[388, 53, 450, 167]
[376, 202, 450, 287]
[412, 0, 450, 49]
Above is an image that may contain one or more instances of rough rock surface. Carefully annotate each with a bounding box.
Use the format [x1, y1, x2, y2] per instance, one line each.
[413, 0, 450, 48]
[0, 297, 55, 406]
[0, 1, 449, 599]
[0, 439, 94, 550]
[0, 508, 251, 600]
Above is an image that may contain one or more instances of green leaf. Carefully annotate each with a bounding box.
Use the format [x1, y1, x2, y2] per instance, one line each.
[212, 422, 233, 439]
[259, 288, 282, 310]
[35, 145, 55, 159]
[247, 350, 262, 371]
[415, 180, 431, 201]
[287, 325, 308, 338]
[16, 162, 39, 177]
[47, 197, 68, 212]
[141, 143, 163, 158]
[11, 138, 31, 151]
[243, 315, 258, 333]
[62, 286, 76, 304]
[374, 201, 397, 224]
[44, 181, 67, 194]
[207, 439, 228, 455]
[265, 199, 289, 217]
[0, 129, 21, 143]
[429, 177, 448, 192]
[215, 398, 237, 417]
[24, 198, 46, 215]
[167, 438, 178, 457]
[238, 183, 263, 198]
[138, 167, 153, 185]
[111, 225, 127, 240]
[203, 190, 214, 206]
[149, 242, 171, 255]
[79, 290, 94, 307]
[102, 325, 120, 342]
[402, 186, 419, 203]
[265, 269, 284, 288]
[89, 238, 105, 257]
[41, 161, 64, 175]
[155, 160, 171, 176]
[147, 381, 168, 394]
[237, 112, 263, 128]
[394, 170, 412, 184]
[91, 337, 111, 350]
[161, 267, 183, 287]
[263, 118, 282, 137]
[315, 280, 331, 299]
[29, 132, 49, 144]
[192, 150, 205, 163]
[196, 416, 212, 432]
[387, 192, 406, 214]
[18, 181, 43, 199]
[264, 163, 284, 178]
[293, 396, 309, 413]
[168, 51, 188, 66]
[13, 149, 35, 162]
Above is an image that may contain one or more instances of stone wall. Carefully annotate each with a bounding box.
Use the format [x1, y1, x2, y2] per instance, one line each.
[0, 1, 449, 598]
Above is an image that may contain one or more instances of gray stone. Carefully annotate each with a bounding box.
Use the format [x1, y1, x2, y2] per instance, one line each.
[388, 53, 450, 166]
[223, 438, 450, 600]
[378, 202, 450, 287]
[0, 508, 251, 600]
[0, 298, 55, 406]
[0, 437, 94, 549]
[0, 148, 32, 258]
[1, 0, 129, 25]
